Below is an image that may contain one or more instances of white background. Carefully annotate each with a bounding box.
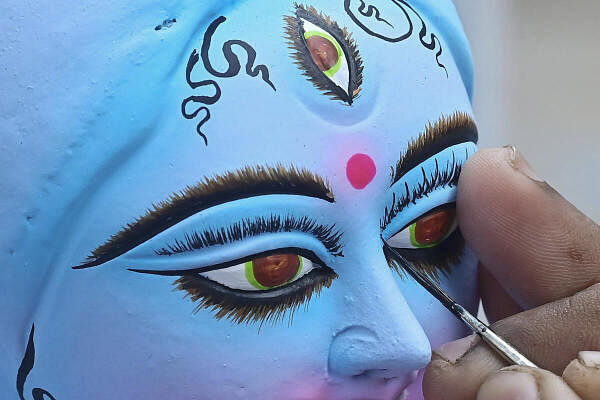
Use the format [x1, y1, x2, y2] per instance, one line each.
[454, 0, 600, 223]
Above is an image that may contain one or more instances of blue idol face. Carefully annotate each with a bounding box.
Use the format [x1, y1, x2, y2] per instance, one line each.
[1, 1, 479, 399]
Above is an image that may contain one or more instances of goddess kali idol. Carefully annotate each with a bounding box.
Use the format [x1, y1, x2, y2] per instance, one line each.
[1, 1, 479, 399]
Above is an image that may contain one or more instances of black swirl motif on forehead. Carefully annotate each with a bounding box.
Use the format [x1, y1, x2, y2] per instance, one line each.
[181, 16, 276, 145]
[345, 0, 448, 76]
[285, 4, 363, 105]
[355, 2, 394, 28]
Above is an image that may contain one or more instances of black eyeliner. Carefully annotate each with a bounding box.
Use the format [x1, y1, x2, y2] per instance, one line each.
[129, 247, 327, 276]
[179, 267, 336, 301]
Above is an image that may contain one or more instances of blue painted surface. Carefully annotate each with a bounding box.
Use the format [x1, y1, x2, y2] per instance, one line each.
[0, 1, 477, 398]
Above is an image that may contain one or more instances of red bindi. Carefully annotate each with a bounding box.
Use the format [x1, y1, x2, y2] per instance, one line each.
[346, 153, 376, 190]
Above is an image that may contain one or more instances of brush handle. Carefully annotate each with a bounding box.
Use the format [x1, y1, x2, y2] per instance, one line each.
[453, 304, 537, 367]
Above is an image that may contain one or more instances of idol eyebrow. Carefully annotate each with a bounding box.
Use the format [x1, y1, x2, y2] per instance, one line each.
[390, 111, 478, 186]
[73, 165, 335, 269]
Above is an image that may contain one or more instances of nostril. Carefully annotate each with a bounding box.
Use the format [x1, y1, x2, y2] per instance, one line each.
[357, 368, 390, 379]
[358, 368, 417, 382]
[362, 368, 419, 385]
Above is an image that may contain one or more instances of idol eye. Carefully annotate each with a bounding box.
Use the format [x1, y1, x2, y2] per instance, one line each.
[302, 21, 349, 94]
[387, 205, 458, 249]
[383, 203, 465, 280]
[172, 249, 337, 325]
[200, 253, 315, 291]
[285, 5, 363, 104]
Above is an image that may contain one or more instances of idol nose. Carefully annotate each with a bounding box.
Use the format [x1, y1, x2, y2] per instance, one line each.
[327, 259, 431, 379]
[327, 324, 430, 379]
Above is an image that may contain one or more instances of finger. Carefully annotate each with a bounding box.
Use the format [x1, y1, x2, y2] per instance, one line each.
[422, 284, 600, 400]
[479, 262, 523, 323]
[457, 146, 600, 308]
[562, 351, 600, 400]
[476, 366, 580, 400]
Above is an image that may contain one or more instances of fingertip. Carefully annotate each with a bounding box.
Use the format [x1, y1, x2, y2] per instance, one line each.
[432, 334, 478, 364]
[456, 147, 516, 261]
[422, 357, 465, 400]
[577, 351, 600, 368]
[476, 368, 538, 400]
[563, 351, 600, 399]
[457, 145, 551, 232]
[423, 351, 472, 400]
[478, 366, 582, 400]
[423, 336, 499, 400]
[456, 145, 600, 307]
[457, 147, 512, 218]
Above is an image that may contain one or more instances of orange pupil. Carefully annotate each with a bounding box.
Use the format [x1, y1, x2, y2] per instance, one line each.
[252, 254, 300, 287]
[414, 209, 455, 245]
[306, 35, 339, 71]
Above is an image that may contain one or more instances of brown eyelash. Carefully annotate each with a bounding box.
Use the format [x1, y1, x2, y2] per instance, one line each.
[284, 3, 363, 104]
[173, 268, 337, 327]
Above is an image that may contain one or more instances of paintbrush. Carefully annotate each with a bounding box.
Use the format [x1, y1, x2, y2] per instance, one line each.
[381, 238, 537, 367]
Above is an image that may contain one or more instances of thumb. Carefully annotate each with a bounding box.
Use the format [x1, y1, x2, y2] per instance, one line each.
[476, 366, 580, 400]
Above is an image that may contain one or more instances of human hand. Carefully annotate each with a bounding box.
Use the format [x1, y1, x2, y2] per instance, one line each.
[422, 146, 600, 400]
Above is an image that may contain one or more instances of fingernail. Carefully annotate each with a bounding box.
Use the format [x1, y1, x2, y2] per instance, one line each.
[504, 145, 544, 183]
[579, 351, 600, 368]
[477, 371, 538, 400]
[433, 335, 477, 364]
